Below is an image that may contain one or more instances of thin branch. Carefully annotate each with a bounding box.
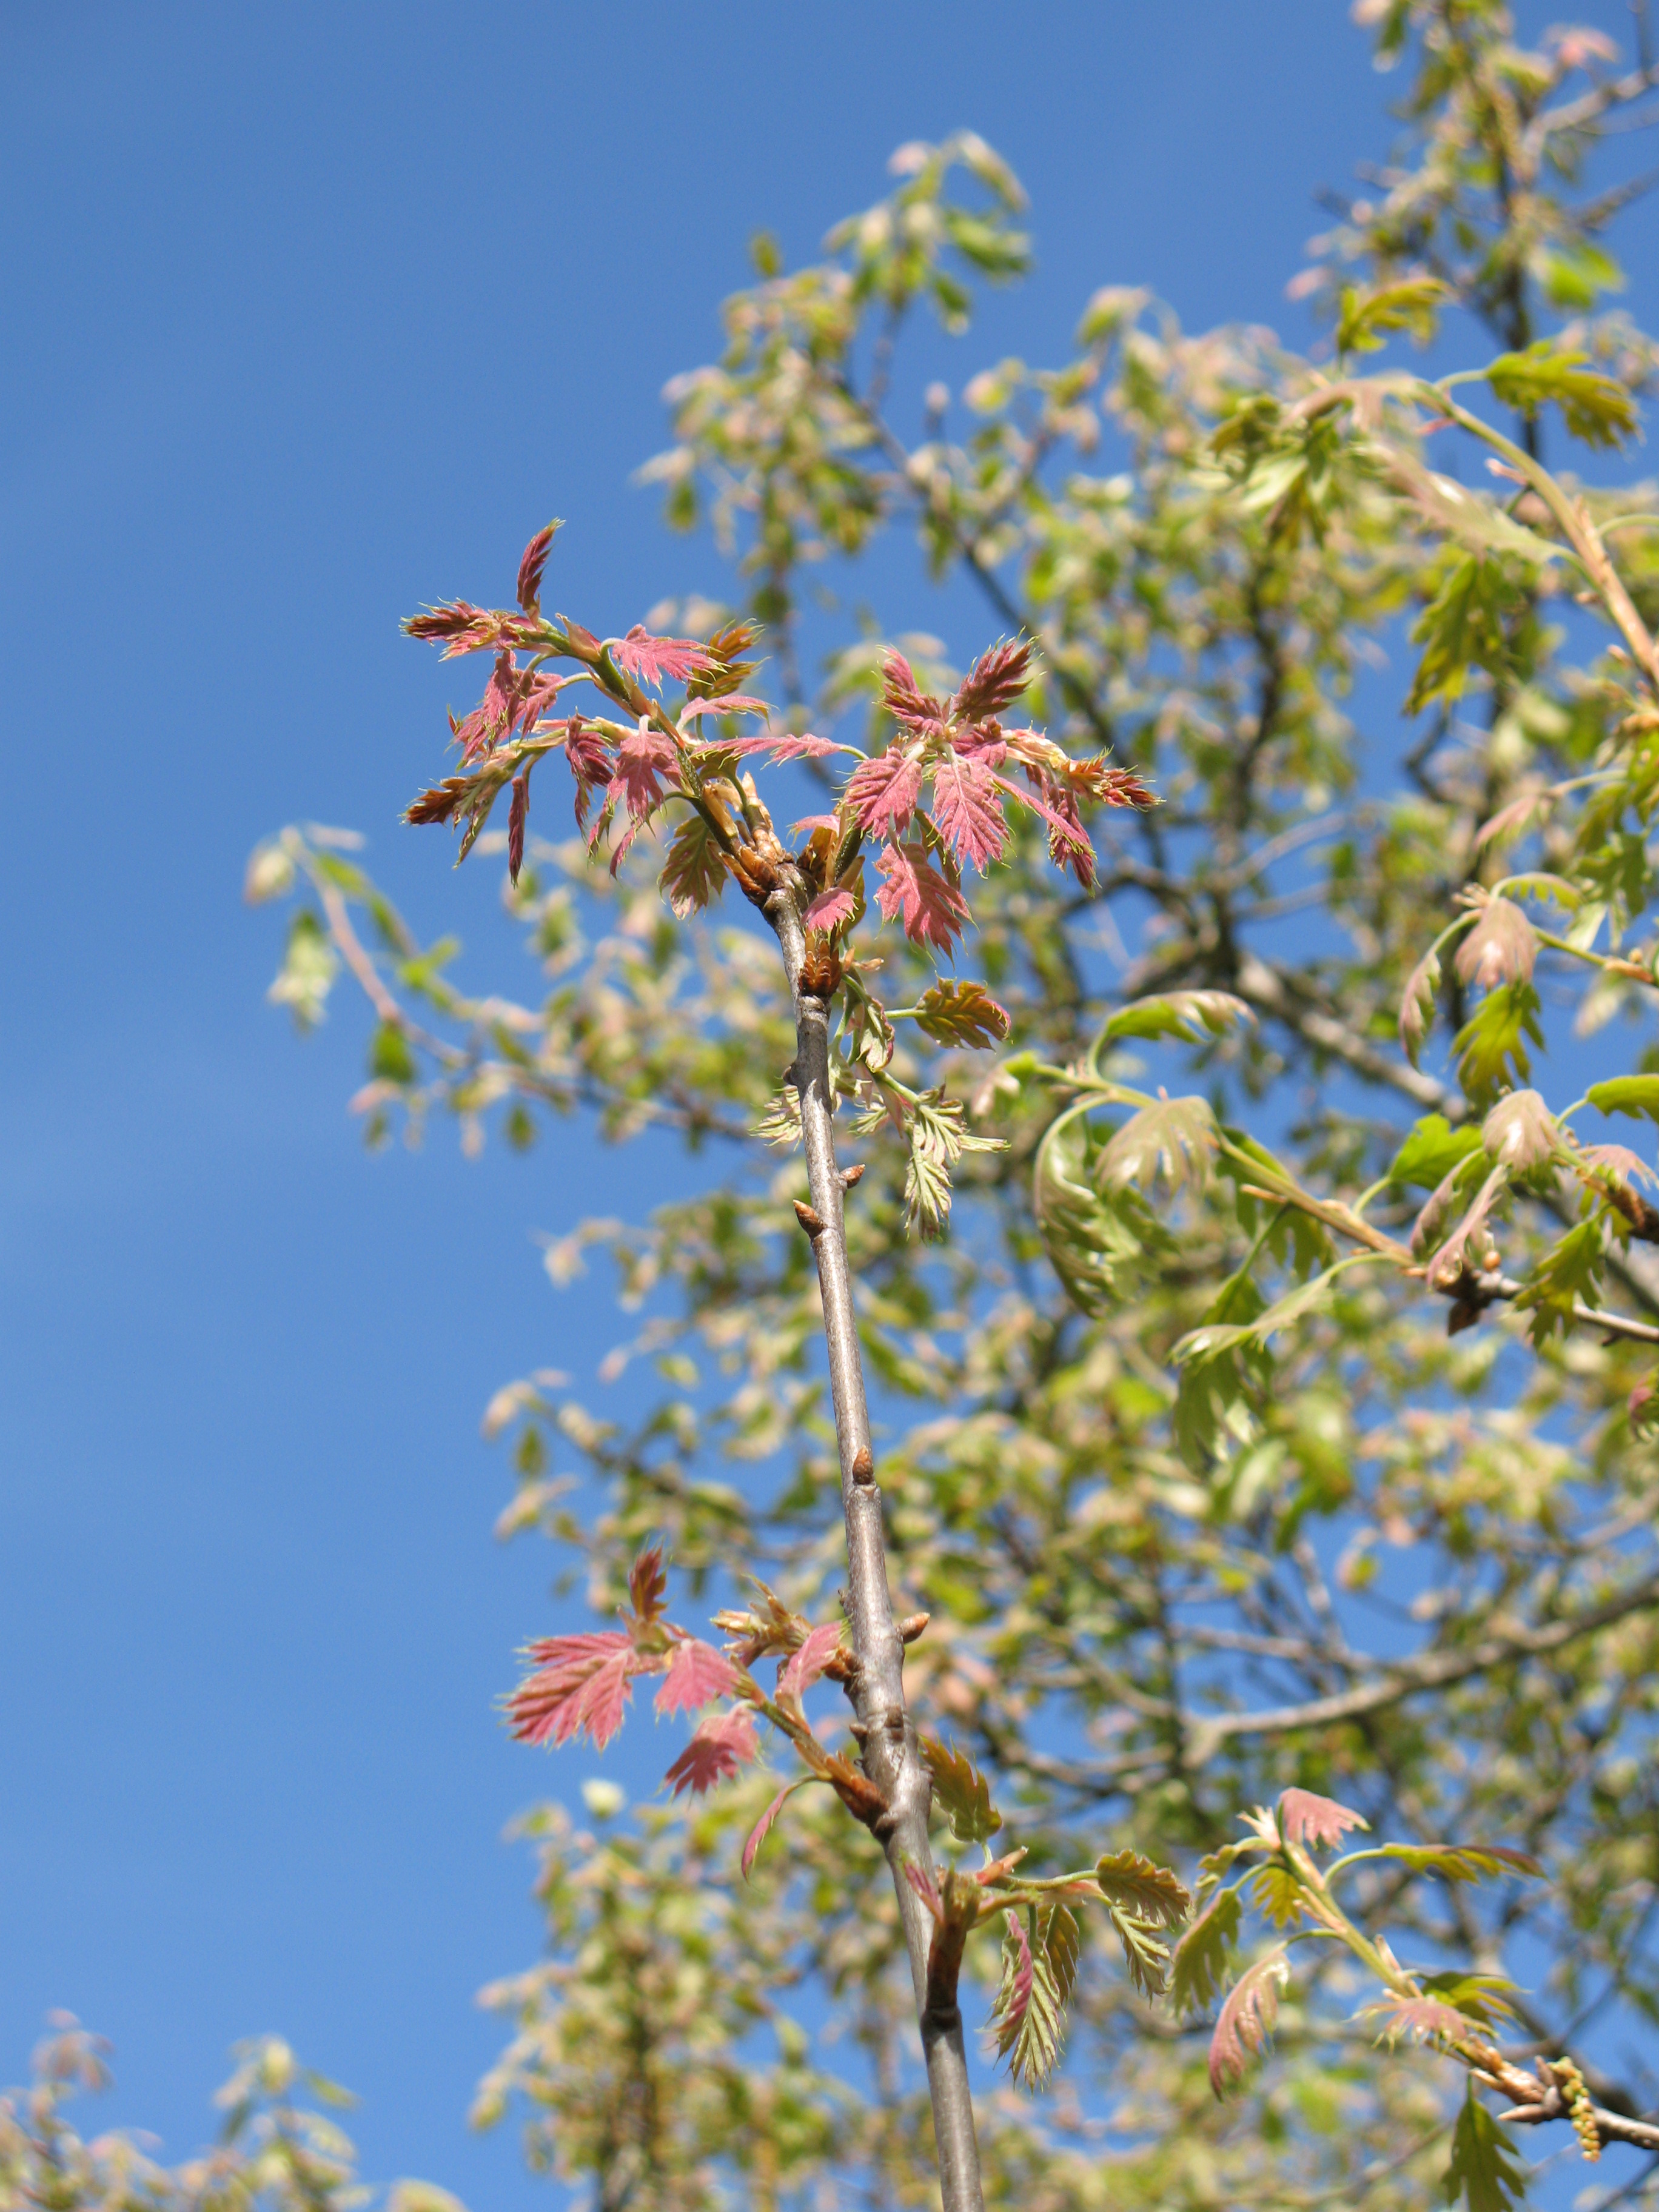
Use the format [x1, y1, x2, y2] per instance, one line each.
[763, 882, 985, 2212]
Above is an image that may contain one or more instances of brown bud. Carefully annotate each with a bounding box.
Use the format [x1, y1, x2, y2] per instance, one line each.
[897, 1611, 930, 1644]
[799, 930, 843, 1000]
[728, 844, 779, 903]
[850, 1446, 875, 1484]
[793, 1199, 825, 1238]
[841, 1162, 865, 1189]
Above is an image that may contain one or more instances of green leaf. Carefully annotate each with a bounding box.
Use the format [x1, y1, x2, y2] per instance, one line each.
[659, 811, 728, 918]
[1044, 1902, 1081, 2009]
[1101, 1094, 1218, 1193]
[1588, 1075, 1659, 1125]
[1099, 991, 1255, 1047]
[368, 1022, 417, 1086]
[1407, 555, 1523, 716]
[913, 977, 1011, 1049]
[1370, 1843, 1541, 1885]
[1034, 1111, 1168, 1317]
[1094, 1850, 1191, 1928]
[1387, 1115, 1486, 1191]
[267, 908, 338, 1032]
[1486, 341, 1636, 449]
[1453, 980, 1543, 1103]
[990, 1908, 1068, 2091]
[1337, 275, 1449, 355]
[1171, 1886, 1241, 2014]
[1175, 1261, 1355, 1365]
[920, 1735, 1002, 1845]
[1441, 2086, 1528, 2212]
[1513, 1219, 1605, 1345]
[1419, 1971, 1524, 2030]
[1108, 1906, 1173, 2001]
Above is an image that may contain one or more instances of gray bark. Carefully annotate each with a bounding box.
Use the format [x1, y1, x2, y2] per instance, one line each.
[766, 886, 986, 2212]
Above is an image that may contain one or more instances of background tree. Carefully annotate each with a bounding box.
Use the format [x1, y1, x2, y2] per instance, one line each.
[238, 3, 1659, 2207]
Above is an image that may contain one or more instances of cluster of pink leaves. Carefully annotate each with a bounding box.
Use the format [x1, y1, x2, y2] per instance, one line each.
[506, 1545, 755, 1796]
[507, 1548, 851, 1825]
[406, 525, 1156, 931]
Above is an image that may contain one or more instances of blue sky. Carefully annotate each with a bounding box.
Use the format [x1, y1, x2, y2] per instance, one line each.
[4, 2, 1657, 2205]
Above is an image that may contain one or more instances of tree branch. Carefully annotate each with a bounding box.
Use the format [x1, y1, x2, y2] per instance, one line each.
[763, 883, 985, 2212]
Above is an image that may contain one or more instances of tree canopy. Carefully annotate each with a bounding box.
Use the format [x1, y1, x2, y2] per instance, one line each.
[34, 5, 1659, 2211]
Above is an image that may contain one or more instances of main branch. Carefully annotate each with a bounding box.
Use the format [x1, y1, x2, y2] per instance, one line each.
[765, 883, 986, 2212]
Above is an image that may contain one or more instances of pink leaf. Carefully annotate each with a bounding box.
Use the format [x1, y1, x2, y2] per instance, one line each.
[804, 885, 857, 932]
[723, 728, 850, 763]
[1581, 1143, 1655, 1187]
[1278, 1788, 1369, 1850]
[508, 1632, 638, 1750]
[610, 626, 712, 688]
[999, 1910, 1034, 2042]
[930, 754, 1008, 873]
[654, 1638, 737, 1717]
[789, 814, 840, 837]
[507, 775, 529, 885]
[516, 524, 557, 617]
[663, 1707, 759, 1797]
[742, 1780, 806, 1880]
[606, 720, 682, 821]
[1208, 1950, 1290, 2098]
[628, 1545, 669, 1625]
[845, 749, 925, 837]
[1371, 1995, 1473, 2046]
[676, 695, 771, 722]
[874, 842, 969, 954]
[880, 652, 950, 738]
[952, 638, 1031, 724]
[778, 1621, 844, 1701]
[904, 1858, 943, 1918]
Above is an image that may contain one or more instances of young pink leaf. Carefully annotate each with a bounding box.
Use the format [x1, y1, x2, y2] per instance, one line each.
[880, 651, 950, 737]
[508, 1632, 638, 1750]
[723, 729, 851, 763]
[516, 523, 559, 617]
[1278, 1788, 1369, 1850]
[663, 1707, 759, 1797]
[1454, 897, 1538, 991]
[1208, 1949, 1290, 2097]
[743, 1779, 808, 1880]
[405, 600, 512, 659]
[930, 754, 1008, 872]
[804, 885, 857, 932]
[610, 625, 712, 688]
[952, 637, 1031, 724]
[628, 1545, 669, 1625]
[1581, 1142, 1656, 1186]
[607, 720, 681, 821]
[675, 695, 771, 722]
[1398, 943, 1442, 1064]
[507, 774, 529, 885]
[1370, 1995, 1476, 2046]
[778, 1620, 845, 1701]
[790, 814, 840, 837]
[654, 1637, 737, 1717]
[993, 1909, 1035, 2049]
[874, 842, 969, 953]
[845, 748, 925, 837]
[904, 1858, 944, 1917]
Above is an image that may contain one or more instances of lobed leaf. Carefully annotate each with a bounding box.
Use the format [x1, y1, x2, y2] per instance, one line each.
[1171, 1886, 1241, 2015]
[920, 1735, 1002, 1844]
[1208, 1949, 1290, 2099]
